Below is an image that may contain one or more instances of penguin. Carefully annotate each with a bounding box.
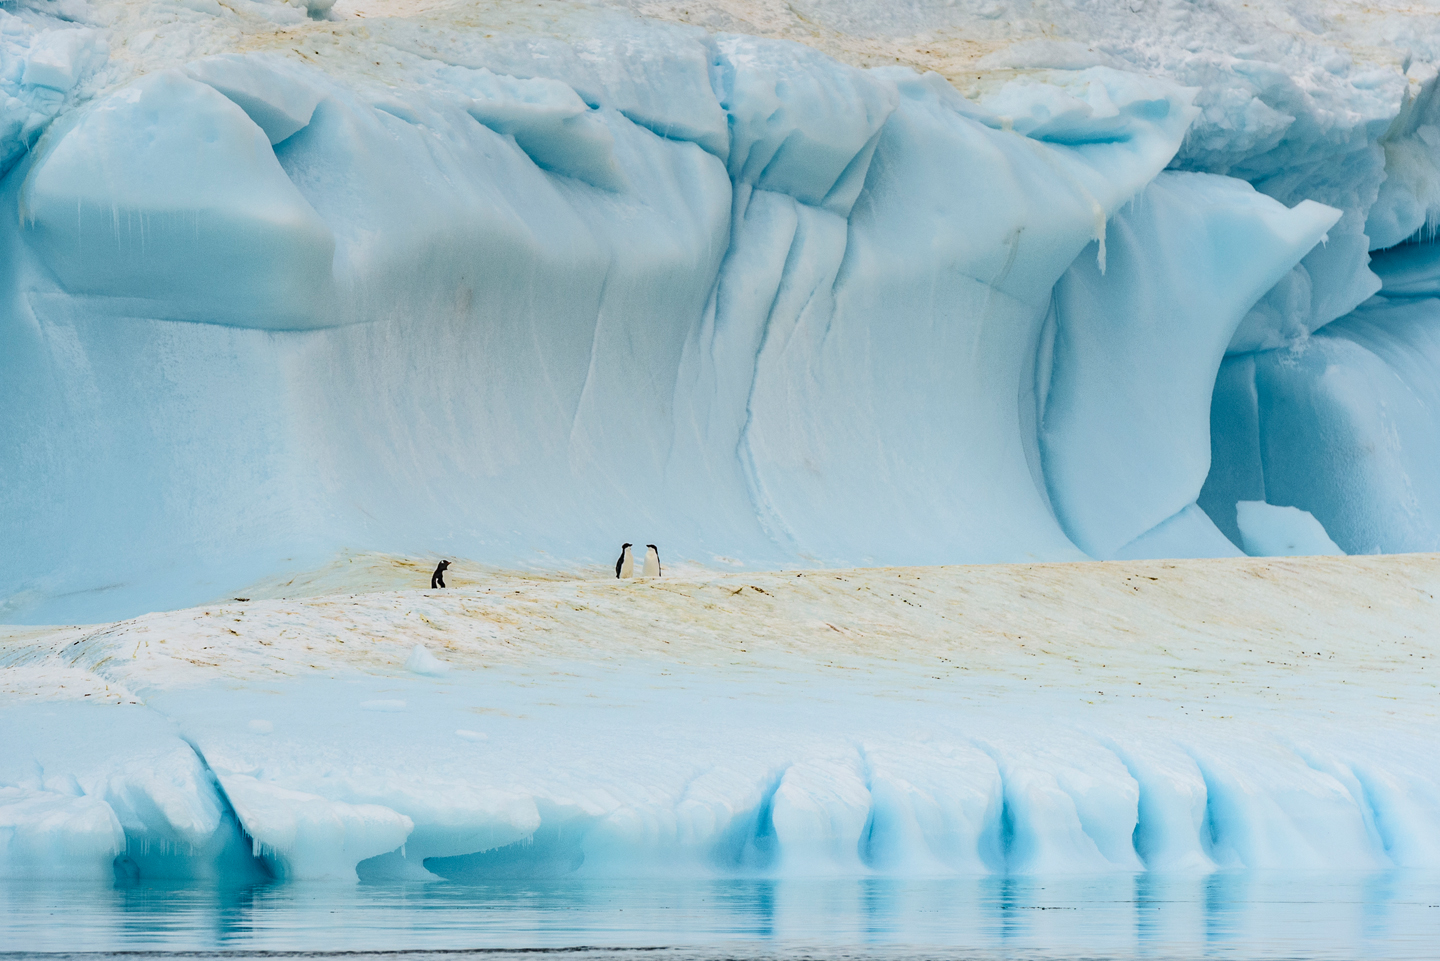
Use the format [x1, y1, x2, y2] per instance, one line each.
[431, 560, 450, 589]
[643, 544, 661, 578]
[615, 543, 634, 579]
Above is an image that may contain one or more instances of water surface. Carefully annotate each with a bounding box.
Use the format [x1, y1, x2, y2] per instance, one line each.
[4, 873, 1439, 958]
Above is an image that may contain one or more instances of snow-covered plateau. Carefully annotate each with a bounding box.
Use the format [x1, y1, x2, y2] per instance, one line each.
[3, 554, 1439, 882]
[8, 0, 1440, 620]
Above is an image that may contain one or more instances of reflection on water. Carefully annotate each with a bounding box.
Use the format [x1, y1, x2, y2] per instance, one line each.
[2, 873, 1438, 958]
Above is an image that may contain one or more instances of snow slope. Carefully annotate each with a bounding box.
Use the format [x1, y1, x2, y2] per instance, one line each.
[5, 0, 1440, 622]
[3, 553, 1438, 881]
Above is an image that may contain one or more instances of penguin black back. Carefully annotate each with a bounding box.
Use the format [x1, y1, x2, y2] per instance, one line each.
[615, 543, 632, 579]
[431, 559, 450, 589]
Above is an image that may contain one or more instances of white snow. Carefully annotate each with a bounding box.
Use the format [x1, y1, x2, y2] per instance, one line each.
[405, 644, 449, 676]
[19, 27, 101, 93]
[3, 554, 1439, 881]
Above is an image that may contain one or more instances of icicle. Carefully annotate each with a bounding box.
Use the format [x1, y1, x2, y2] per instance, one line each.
[1093, 199, 1107, 275]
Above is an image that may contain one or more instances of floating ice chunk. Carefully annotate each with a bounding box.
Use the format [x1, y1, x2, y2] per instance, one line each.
[20, 70, 335, 328]
[405, 645, 448, 676]
[185, 54, 327, 145]
[360, 699, 407, 712]
[1235, 501, 1344, 557]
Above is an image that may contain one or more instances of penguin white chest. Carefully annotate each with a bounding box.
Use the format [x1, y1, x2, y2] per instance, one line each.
[642, 545, 661, 578]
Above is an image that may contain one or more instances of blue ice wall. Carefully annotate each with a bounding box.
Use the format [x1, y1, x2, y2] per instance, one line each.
[3, 10, 1437, 621]
[1203, 241, 1440, 554]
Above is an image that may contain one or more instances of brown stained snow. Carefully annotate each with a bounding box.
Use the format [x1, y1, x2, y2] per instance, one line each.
[2, 554, 1439, 725]
[93, 0, 1427, 120]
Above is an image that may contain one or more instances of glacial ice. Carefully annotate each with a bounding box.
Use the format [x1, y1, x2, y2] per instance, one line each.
[21, 69, 336, 326]
[5, 0, 1440, 887]
[1234, 501, 1344, 557]
[4, 557, 1439, 882]
[4, 1, 1440, 617]
[1041, 171, 1338, 559]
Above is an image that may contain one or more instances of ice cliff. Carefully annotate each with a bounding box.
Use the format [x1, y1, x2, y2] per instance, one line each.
[4, 556, 1439, 882]
[6, 0, 1440, 621]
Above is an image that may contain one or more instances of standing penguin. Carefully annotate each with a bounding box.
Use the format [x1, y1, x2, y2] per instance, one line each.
[431, 560, 450, 589]
[643, 545, 661, 578]
[615, 544, 634, 579]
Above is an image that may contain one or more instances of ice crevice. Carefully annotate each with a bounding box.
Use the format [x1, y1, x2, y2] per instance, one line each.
[4, 18, 1255, 616]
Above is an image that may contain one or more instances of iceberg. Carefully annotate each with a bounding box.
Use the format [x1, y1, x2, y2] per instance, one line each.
[5, 0, 1440, 891]
[4, 0, 1440, 620]
[3, 555, 1438, 882]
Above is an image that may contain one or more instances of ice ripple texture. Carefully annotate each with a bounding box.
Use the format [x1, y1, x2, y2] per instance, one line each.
[6, 2, 1440, 620]
[3, 559, 1439, 882]
[2, 639, 1434, 884]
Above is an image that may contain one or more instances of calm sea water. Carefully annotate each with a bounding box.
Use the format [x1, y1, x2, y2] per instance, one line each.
[2, 873, 1438, 959]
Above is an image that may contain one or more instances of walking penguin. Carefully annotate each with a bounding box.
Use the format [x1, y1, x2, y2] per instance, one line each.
[643, 544, 661, 577]
[615, 543, 634, 579]
[431, 559, 450, 589]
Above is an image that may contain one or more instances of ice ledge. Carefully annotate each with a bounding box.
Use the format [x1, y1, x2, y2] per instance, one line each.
[3, 554, 1437, 881]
